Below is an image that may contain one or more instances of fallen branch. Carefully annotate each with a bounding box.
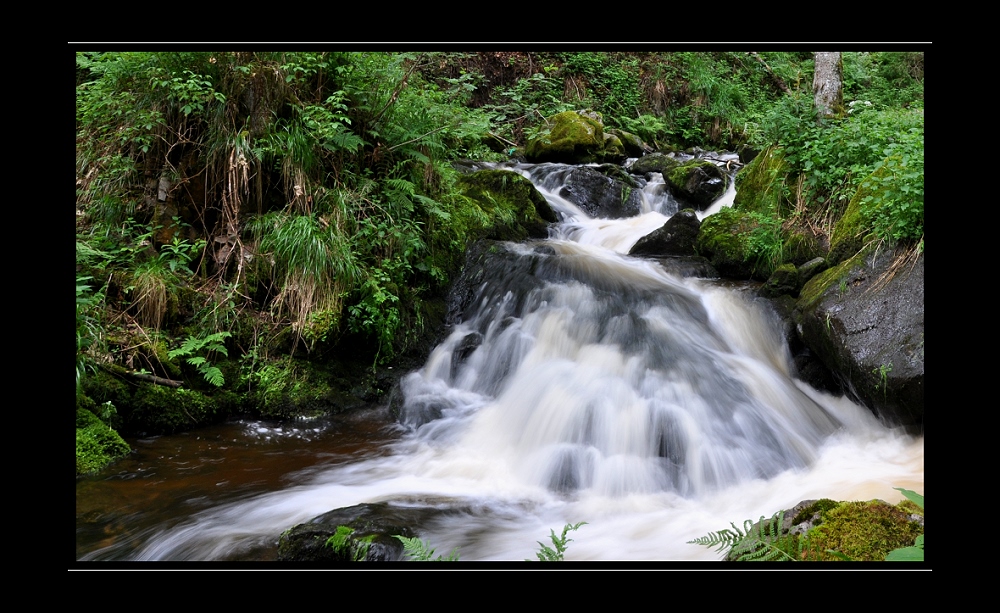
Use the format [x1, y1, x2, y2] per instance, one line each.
[128, 371, 183, 388]
[488, 131, 518, 148]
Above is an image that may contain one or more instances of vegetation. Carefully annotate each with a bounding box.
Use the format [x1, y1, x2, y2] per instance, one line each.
[688, 488, 925, 562]
[75, 49, 923, 472]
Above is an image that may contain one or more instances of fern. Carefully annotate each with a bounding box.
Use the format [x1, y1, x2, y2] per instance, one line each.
[393, 535, 460, 561]
[168, 331, 231, 387]
[689, 512, 799, 561]
[530, 522, 586, 561]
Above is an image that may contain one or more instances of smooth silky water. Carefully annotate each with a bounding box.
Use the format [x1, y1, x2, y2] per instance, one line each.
[76, 162, 923, 562]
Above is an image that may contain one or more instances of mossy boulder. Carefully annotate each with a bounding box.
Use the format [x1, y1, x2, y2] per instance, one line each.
[456, 169, 557, 241]
[76, 407, 130, 475]
[666, 160, 729, 209]
[607, 128, 646, 157]
[126, 385, 223, 435]
[758, 263, 800, 299]
[728, 496, 924, 562]
[795, 242, 924, 428]
[628, 152, 681, 176]
[695, 206, 770, 280]
[525, 110, 618, 164]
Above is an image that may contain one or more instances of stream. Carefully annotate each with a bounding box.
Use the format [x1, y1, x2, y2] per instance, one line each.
[75, 158, 924, 563]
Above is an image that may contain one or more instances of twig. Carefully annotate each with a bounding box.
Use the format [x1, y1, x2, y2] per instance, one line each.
[488, 131, 518, 148]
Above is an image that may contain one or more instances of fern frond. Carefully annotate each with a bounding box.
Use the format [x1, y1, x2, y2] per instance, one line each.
[393, 535, 459, 561]
[690, 512, 796, 561]
[202, 366, 225, 387]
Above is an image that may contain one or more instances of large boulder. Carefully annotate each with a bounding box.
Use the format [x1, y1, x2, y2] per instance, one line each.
[456, 169, 558, 241]
[555, 165, 644, 219]
[794, 242, 924, 430]
[525, 110, 619, 164]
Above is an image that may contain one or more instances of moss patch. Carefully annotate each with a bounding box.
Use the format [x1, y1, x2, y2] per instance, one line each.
[76, 407, 130, 475]
[732, 145, 791, 217]
[802, 500, 923, 561]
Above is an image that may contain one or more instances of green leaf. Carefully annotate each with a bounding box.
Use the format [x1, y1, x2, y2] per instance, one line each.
[884, 546, 923, 561]
[894, 487, 923, 510]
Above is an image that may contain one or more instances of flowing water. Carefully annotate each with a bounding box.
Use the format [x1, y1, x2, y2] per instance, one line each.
[75, 161, 923, 563]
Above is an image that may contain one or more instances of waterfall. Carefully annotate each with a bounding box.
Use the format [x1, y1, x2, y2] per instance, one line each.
[108, 159, 922, 562]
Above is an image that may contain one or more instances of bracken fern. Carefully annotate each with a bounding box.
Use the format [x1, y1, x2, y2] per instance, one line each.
[689, 511, 800, 561]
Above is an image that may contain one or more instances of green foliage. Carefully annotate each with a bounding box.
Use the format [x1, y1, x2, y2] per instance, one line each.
[561, 52, 641, 121]
[873, 362, 893, 397]
[884, 487, 924, 561]
[763, 90, 924, 245]
[393, 535, 461, 561]
[325, 525, 375, 562]
[689, 512, 800, 561]
[857, 123, 924, 242]
[168, 331, 232, 387]
[530, 522, 586, 562]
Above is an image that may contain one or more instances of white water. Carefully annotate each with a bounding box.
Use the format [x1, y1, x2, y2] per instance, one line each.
[125, 163, 923, 562]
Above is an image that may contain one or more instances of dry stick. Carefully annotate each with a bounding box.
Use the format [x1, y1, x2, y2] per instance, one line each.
[488, 132, 518, 148]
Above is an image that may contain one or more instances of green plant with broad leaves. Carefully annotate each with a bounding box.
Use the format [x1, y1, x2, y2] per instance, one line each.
[168, 331, 232, 387]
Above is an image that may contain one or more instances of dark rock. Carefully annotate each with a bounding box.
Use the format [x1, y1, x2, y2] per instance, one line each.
[628, 152, 680, 176]
[556, 166, 643, 219]
[629, 209, 700, 257]
[665, 160, 729, 209]
[758, 263, 799, 299]
[795, 243, 924, 430]
[277, 503, 429, 562]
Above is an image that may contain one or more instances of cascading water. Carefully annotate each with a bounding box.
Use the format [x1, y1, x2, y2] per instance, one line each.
[78, 159, 923, 562]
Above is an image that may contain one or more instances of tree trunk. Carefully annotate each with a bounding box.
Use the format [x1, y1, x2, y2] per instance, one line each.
[812, 52, 843, 120]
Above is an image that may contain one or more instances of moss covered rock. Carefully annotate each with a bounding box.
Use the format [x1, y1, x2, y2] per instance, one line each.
[76, 407, 130, 475]
[696, 206, 773, 280]
[127, 385, 223, 434]
[666, 160, 729, 210]
[525, 110, 611, 164]
[628, 152, 680, 176]
[456, 169, 557, 242]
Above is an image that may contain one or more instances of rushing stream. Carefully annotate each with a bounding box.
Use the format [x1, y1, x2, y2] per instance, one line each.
[75, 159, 924, 563]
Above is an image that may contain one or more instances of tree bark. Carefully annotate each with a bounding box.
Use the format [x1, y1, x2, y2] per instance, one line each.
[812, 52, 843, 120]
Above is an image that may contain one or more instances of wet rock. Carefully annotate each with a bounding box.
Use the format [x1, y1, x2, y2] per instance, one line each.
[629, 209, 701, 257]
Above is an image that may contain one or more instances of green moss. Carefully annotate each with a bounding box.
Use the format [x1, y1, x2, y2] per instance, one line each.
[243, 356, 340, 419]
[76, 408, 130, 475]
[696, 206, 781, 280]
[525, 111, 606, 163]
[129, 385, 221, 434]
[733, 145, 791, 216]
[802, 500, 923, 561]
[791, 498, 841, 525]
